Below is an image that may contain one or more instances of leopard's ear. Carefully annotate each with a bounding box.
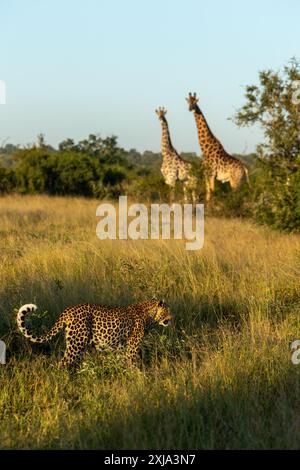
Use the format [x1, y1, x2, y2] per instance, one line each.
[158, 300, 164, 307]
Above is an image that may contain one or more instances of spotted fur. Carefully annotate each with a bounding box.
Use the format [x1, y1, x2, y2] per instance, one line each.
[186, 92, 250, 202]
[156, 107, 197, 203]
[17, 300, 172, 368]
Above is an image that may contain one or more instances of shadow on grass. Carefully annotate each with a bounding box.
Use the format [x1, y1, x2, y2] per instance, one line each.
[1, 293, 248, 368]
[34, 362, 300, 450]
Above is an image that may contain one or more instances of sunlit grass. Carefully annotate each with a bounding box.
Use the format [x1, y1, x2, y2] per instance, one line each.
[1, 194, 300, 449]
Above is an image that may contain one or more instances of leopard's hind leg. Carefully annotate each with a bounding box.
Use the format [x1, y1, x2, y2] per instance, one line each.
[59, 318, 91, 369]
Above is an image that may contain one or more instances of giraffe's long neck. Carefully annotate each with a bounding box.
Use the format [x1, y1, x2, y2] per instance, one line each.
[160, 117, 174, 158]
[193, 105, 219, 155]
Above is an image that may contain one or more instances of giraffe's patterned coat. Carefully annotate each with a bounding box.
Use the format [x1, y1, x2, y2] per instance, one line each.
[186, 93, 249, 202]
[156, 107, 197, 203]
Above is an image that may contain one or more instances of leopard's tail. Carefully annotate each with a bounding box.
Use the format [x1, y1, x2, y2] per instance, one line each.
[17, 304, 64, 343]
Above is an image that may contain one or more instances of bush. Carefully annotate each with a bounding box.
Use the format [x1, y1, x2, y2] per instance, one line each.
[128, 174, 171, 202]
[13, 148, 100, 197]
[0, 166, 15, 193]
[55, 152, 100, 197]
[251, 156, 300, 231]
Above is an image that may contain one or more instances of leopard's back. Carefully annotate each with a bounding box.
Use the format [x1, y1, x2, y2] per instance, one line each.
[88, 303, 137, 349]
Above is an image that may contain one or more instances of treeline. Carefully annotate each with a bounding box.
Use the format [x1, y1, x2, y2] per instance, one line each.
[0, 132, 296, 231]
[0, 134, 201, 200]
[0, 133, 254, 215]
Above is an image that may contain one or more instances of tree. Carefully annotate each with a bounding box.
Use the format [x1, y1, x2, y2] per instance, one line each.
[58, 134, 127, 166]
[58, 138, 75, 152]
[233, 58, 300, 231]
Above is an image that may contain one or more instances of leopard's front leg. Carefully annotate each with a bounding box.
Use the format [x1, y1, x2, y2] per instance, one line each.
[125, 321, 144, 365]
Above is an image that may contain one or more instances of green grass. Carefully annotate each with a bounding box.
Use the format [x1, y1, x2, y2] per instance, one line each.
[1, 194, 300, 449]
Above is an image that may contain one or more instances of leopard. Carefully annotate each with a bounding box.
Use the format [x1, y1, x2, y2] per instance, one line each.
[17, 299, 172, 368]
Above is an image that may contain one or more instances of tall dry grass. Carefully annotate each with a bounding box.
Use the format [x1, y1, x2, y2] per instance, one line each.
[1, 194, 300, 449]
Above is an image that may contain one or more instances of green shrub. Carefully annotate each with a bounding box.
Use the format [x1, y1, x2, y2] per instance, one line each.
[0, 166, 15, 193]
[251, 156, 300, 231]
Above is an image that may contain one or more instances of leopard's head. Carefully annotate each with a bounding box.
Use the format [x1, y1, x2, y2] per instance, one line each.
[152, 300, 172, 327]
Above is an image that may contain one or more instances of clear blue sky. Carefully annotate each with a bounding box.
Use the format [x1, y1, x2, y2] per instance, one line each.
[1, 0, 299, 154]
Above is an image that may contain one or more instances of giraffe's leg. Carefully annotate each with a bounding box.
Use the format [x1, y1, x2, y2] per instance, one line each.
[183, 182, 188, 204]
[166, 179, 176, 204]
[205, 175, 215, 203]
[205, 178, 211, 202]
[209, 176, 215, 194]
[192, 189, 197, 206]
[229, 175, 242, 190]
[170, 187, 175, 204]
[190, 176, 198, 206]
[229, 166, 247, 190]
[229, 180, 238, 190]
[244, 167, 251, 188]
[183, 177, 197, 205]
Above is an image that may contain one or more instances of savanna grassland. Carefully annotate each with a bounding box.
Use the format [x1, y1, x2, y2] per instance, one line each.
[1, 194, 300, 449]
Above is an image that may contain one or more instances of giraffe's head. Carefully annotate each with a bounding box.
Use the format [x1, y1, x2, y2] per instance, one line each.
[155, 107, 167, 120]
[186, 92, 199, 112]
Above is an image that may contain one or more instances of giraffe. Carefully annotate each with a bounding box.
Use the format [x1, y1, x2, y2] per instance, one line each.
[155, 107, 197, 203]
[186, 92, 250, 202]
